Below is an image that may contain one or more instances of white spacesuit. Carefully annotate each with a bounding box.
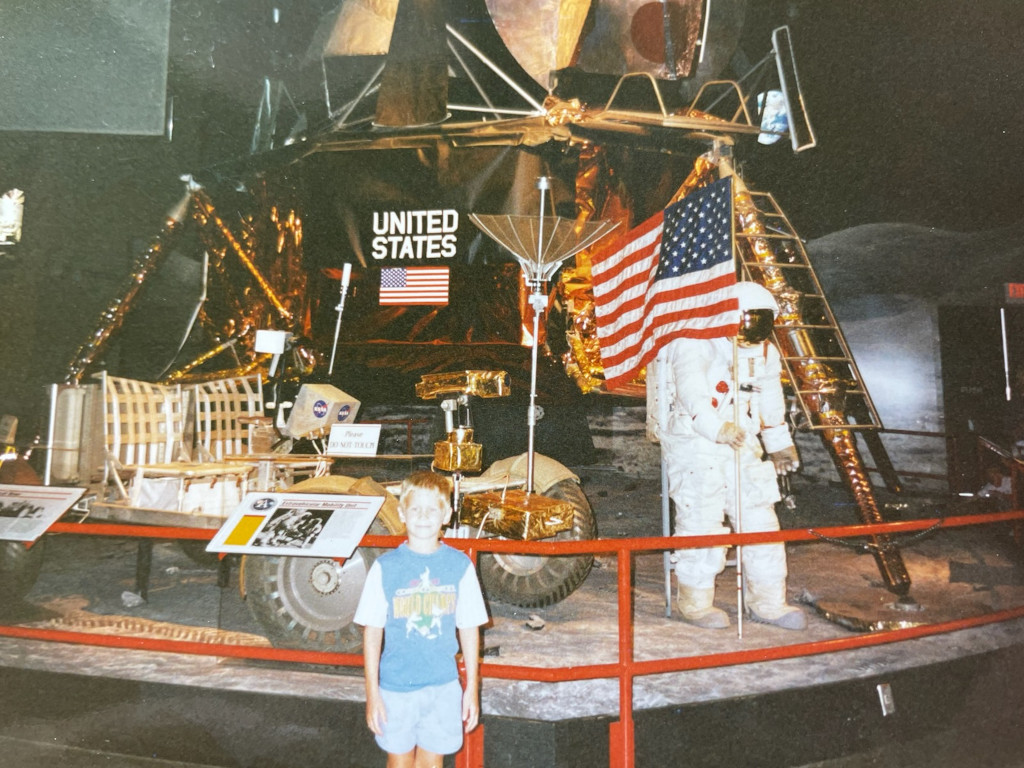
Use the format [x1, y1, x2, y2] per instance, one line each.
[656, 282, 805, 630]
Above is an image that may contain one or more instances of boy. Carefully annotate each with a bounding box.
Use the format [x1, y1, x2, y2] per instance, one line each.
[354, 471, 488, 768]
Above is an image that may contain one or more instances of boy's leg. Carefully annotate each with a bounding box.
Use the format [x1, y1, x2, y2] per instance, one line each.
[383, 746, 443, 767]
[412, 748, 444, 768]
[385, 750, 415, 768]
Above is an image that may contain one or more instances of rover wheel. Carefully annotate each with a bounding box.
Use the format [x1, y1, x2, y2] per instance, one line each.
[478, 479, 596, 608]
[242, 517, 388, 652]
[240, 474, 401, 652]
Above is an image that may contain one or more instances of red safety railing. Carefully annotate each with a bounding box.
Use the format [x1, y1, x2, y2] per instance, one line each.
[2, 508, 1023, 768]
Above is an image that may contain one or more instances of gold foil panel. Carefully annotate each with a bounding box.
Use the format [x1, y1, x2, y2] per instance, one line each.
[433, 435, 482, 473]
[192, 190, 294, 325]
[460, 489, 573, 540]
[805, 600, 923, 633]
[415, 370, 510, 400]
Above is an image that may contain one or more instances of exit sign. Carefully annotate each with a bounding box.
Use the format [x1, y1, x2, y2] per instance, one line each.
[1005, 283, 1024, 303]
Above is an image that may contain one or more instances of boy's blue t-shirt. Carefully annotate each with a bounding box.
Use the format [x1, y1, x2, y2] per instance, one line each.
[355, 542, 487, 692]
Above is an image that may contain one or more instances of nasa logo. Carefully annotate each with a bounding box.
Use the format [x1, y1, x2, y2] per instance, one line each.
[312, 399, 329, 418]
[337, 404, 351, 421]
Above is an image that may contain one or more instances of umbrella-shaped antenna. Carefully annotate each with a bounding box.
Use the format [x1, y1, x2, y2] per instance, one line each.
[469, 177, 618, 492]
[469, 212, 620, 285]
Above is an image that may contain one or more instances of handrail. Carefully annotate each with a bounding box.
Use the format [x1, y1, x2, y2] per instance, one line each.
[7, 508, 1024, 768]
[45, 507, 1024, 549]
[854, 426, 994, 485]
[976, 436, 1024, 544]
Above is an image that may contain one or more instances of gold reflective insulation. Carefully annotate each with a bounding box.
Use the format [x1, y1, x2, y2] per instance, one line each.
[162, 350, 270, 385]
[461, 489, 575, 540]
[557, 143, 633, 393]
[806, 600, 923, 633]
[432, 428, 483, 473]
[65, 198, 189, 384]
[542, 95, 588, 128]
[192, 190, 295, 328]
[415, 370, 511, 400]
[65, 185, 317, 386]
[311, 0, 398, 58]
[184, 189, 314, 383]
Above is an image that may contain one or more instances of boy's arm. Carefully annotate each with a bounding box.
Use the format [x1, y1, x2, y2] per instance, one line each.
[458, 625, 481, 732]
[363, 625, 386, 735]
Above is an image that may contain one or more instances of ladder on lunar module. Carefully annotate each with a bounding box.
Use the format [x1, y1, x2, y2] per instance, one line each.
[735, 190, 903, 493]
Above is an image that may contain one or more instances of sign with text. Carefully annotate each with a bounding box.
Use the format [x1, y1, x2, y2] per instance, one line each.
[326, 423, 382, 456]
[207, 492, 385, 559]
[371, 209, 459, 260]
[0, 484, 84, 542]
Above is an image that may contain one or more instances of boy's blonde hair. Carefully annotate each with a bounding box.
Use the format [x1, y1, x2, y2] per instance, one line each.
[399, 471, 453, 515]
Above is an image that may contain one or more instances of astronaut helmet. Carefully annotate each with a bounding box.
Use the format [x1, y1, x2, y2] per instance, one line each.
[735, 281, 778, 346]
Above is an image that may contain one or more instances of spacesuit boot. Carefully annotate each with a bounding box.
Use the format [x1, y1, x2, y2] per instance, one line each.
[677, 586, 730, 629]
[744, 580, 806, 630]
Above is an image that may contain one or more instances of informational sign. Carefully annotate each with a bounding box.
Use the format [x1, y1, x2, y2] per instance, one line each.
[206, 492, 385, 559]
[1004, 283, 1024, 303]
[326, 423, 382, 457]
[0, 484, 84, 542]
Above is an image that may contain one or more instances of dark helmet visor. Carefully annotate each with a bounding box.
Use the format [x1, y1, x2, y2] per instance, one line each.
[737, 308, 775, 344]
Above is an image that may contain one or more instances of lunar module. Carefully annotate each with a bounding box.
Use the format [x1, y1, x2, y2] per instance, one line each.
[3, 0, 916, 649]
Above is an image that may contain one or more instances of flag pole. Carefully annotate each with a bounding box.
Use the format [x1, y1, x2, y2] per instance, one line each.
[733, 335, 743, 640]
[658, 355, 674, 617]
[725, 173, 744, 640]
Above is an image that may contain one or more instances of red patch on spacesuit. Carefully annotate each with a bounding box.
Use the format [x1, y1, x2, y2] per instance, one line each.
[715, 381, 728, 393]
[711, 397, 718, 408]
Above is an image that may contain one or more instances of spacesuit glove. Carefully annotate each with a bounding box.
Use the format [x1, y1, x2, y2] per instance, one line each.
[769, 445, 800, 475]
[715, 422, 746, 449]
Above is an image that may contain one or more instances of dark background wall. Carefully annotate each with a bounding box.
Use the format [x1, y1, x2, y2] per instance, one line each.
[1, 0, 1022, 446]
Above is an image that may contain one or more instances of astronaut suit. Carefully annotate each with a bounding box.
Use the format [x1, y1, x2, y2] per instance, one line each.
[657, 282, 805, 630]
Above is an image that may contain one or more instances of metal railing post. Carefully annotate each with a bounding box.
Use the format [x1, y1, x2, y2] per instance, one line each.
[609, 545, 636, 768]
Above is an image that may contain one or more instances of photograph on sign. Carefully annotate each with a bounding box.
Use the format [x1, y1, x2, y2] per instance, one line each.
[207, 492, 385, 558]
[326, 423, 382, 456]
[0, 484, 85, 542]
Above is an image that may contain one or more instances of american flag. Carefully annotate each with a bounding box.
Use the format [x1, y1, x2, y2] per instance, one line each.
[591, 177, 739, 390]
[379, 266, 450, 305]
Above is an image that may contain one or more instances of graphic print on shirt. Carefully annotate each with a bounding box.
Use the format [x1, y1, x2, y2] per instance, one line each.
[393, 566, 457, 640]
